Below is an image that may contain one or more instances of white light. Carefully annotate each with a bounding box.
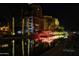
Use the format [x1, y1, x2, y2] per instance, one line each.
[1, 44, 8, 48]
[17, 31, 22, 34]
[12, 33, 15, 35]
[73, 32, 76, 34]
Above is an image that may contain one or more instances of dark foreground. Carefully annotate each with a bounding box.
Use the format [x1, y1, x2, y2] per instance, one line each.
[0, 33, 79, 56]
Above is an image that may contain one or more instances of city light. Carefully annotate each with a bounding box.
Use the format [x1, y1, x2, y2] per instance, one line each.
[0, 3, 77, 56]
[0, 44, 8, 48]
[55, 18, 59, 26]
[22, 18, 25, 56]
[17, 30, 22, 34]
[33, 31, 69, 45]
[12, 17, 15, 35]
[41, 35, 65, 44]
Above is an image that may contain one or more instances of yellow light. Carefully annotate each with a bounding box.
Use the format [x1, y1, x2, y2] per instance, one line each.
[22, 19, 24, 35]
[27, 18, 30, 56]
[1, 27, 3, 30]
[12, 17, 15, 35]
[53, 32, 67, 35]
[22, 18, 25, 56]
[55, 18, 59, 26]
[22, 39, 24, 56]
[12, 33, 15, 35]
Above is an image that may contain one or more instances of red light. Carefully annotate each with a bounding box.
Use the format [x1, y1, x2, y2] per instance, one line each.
[33, 31, 55, 44]
[33, 31, 65, 44]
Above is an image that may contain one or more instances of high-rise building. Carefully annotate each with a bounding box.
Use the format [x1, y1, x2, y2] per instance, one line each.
[31, 4, 43, 17]
[31, 4, 44, 32]
[31, 4, 60, 32]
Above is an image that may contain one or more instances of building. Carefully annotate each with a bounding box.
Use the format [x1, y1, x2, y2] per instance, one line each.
[0, 23, 11, 35]
[31, 4, 60, 32]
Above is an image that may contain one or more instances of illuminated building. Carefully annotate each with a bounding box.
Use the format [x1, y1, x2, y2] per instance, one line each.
[33, 17, 44, 32]
[43, 16, 55, 31]
[31, 4, 66, 45]
[31, 4, 62, 32]
[0, 22, 11, 35]
[33, 16, 61, 32]
[26, 16, 34, 33]
[31, 4, 44, 32]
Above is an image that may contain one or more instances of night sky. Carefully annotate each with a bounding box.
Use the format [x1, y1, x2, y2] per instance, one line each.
[0, 3, 79, 31]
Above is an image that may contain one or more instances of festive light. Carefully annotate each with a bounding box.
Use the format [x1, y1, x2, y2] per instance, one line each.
[33, 31, 69, 45]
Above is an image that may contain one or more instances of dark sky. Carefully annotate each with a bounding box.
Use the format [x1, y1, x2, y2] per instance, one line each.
[0, 3, 79, 31]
